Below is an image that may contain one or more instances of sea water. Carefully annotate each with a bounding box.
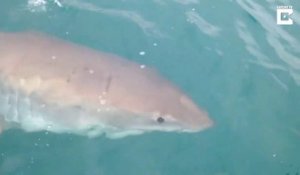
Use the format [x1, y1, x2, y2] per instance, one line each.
[0, 0, 299, 175]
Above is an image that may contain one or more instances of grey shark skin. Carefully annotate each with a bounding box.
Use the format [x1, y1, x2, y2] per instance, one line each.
[0, 32, 213, 138]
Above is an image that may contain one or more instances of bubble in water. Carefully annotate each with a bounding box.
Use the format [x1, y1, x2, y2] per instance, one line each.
[139, 51, 146, 55]
[89, 69, 95, 74]
[19, 78, 26, 86]
[30, 157, 35, 164]
[100, 99, 106, 105]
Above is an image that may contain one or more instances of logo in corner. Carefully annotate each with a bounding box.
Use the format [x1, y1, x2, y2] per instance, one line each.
[277, 5, 293, 25]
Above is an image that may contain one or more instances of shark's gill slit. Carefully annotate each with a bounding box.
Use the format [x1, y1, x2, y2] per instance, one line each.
[105, 75, 112, 93]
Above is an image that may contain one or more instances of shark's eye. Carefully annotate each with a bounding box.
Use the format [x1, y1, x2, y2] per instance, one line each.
[156, 117, 165, 124]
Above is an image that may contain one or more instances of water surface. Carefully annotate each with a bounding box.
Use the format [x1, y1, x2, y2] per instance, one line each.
[0, 0, 299, 174]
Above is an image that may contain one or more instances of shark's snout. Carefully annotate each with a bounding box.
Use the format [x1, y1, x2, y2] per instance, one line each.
[179, 95, 214, 132]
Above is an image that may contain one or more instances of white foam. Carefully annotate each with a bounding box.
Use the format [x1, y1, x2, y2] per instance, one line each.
[27, 0, 47, 12]
[62, 0, 165, 37]
[186, 11, 221, 37]
[236, 0, 300, 86]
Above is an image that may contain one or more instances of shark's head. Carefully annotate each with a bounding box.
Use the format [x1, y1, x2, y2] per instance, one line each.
[100, 93, 213, 139]
[102, 69, 214, 136]
[114, 94, 213, 135]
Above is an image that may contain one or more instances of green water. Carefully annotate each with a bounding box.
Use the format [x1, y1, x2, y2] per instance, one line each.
[0, 0, 299, 174]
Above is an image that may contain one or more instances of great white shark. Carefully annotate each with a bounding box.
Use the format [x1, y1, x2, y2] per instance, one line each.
[0, 31, 213, 138]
